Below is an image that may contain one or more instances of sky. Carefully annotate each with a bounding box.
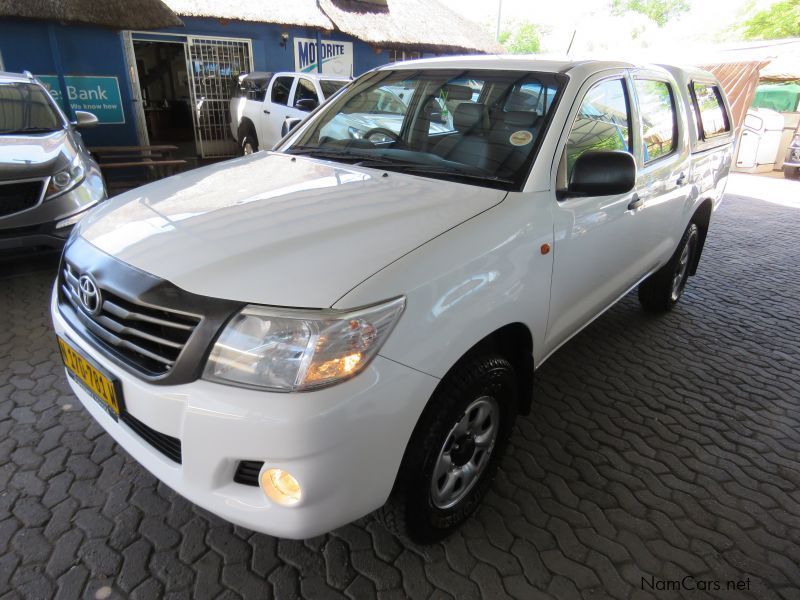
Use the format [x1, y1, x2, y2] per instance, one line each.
[439, 0, 780, 56]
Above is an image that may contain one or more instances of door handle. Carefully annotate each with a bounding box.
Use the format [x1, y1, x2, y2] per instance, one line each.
[676, 172, 687, 185]
[263, 109, 270, 114]
[628, 194, 643, 211]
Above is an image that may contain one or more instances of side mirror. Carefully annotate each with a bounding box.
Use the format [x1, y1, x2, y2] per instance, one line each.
[73, 110, 99, 128]
[281, 117, 303, 137]
[295, 98, 319, 112]
[567, 151, 636, 197]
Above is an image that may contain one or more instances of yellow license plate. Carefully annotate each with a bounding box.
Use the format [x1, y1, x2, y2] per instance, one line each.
[57, 337, 123, 419]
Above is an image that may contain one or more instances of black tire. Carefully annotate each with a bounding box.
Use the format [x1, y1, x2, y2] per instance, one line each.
[638, 222, 700, 312]
[238, 126, 258, 156]
[377, 354, 517, 543]
[783, 165, 800, 180]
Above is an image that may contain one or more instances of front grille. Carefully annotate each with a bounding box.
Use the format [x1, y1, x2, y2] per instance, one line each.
[120, 411, 182, 463]
[234, 461, 264, 486]
[0, 180, 45, 217]
[60, 262, 201, 376]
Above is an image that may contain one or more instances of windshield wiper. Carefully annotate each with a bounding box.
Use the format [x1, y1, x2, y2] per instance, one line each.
[356, 160, 516, 184]
[283, 146, 367, 163]
[0, 127, 57, 135]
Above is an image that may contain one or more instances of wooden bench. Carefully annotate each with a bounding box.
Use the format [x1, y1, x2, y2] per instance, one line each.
[89, 145, 189, 193]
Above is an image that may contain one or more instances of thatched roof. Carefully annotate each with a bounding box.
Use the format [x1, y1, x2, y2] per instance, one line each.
[163, 0, 335, 29]
[0, 0, 183, 29]
[318, 0, 501, 53]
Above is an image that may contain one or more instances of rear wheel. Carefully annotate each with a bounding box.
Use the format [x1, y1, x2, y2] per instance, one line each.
[638, 222, 699, 312]
[238, 125, 258, 156]
[377, 354, 517, 543]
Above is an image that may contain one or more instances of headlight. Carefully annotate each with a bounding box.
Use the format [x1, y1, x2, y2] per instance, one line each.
[203, 297, 405, 392]
[46, 154, 85, 199]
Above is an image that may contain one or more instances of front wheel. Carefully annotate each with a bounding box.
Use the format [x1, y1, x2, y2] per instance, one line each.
[377, 354, 517, 543]
[638, 222, 700, 312]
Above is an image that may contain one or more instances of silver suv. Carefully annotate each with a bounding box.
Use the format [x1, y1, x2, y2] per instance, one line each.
[0, 71, 106, 251]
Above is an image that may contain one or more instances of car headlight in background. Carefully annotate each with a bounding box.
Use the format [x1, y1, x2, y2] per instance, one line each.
[46, 154, 85, 199]
[203, 297, 405, 392]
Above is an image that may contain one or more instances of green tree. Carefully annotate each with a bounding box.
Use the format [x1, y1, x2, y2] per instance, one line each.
[499, 22, 542, 54]
[610, 0, 690, 27]
[742, 0, 800, 39]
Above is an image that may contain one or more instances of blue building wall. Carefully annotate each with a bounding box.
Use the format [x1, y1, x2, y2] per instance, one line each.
[0, 17, 437, 148]
[0, 19, 139, 146]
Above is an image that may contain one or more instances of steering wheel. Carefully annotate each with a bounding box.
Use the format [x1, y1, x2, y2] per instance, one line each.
[362, 127, 404, 146]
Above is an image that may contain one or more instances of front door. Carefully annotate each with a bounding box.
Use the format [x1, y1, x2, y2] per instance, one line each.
[545, 74, 647, 354]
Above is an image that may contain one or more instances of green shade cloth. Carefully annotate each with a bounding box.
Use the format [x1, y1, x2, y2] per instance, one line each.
[753, 83, 800, 113]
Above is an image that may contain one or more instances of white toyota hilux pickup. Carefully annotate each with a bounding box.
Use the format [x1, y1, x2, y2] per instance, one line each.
[51, 57, 733, 543]
[230, 71, 350, 154]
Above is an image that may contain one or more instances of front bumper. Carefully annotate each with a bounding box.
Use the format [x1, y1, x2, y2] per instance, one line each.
[51, 287, 438, 539]
[0, 170, 105, 251]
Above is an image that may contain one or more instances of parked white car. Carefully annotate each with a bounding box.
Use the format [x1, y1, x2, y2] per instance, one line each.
[229, 71, 349, 154]
[52, 56, 733, 543]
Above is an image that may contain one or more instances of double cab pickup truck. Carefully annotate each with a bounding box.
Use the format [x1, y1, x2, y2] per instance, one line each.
[52, 56, 733, 543]
[229, 71, 350, 154]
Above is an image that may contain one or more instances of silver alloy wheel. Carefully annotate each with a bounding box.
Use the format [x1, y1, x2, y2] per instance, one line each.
[243, 141, 254, 155]
[430, 396, 500, 509]
[670, 241, 691, 301]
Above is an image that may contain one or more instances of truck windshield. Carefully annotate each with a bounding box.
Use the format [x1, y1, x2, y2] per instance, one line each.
[0, 82, 63, 134]
[279, 69, 565, 190]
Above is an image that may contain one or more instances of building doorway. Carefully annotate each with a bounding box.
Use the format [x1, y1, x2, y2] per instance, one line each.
[132, 40, 195, 158]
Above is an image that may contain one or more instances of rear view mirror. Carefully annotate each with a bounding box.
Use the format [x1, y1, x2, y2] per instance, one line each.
[568, 151, 636, 197]
[73, 110, 99, 128]
[281, 117, 303, 137]
[295, 98, 319, 112]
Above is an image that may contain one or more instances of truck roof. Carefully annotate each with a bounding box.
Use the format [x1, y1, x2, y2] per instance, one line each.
[379, 55, 715, 82]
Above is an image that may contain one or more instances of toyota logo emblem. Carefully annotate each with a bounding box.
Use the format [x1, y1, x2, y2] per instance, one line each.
[78, 275, 102, 315]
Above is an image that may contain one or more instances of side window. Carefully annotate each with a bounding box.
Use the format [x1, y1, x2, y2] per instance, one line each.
[294, 78, 319, 109]
[565, 78, 631, 177]
[635, 79, 677, 163]
[691, 82, 730, 139]
[271, 76, 293, 106]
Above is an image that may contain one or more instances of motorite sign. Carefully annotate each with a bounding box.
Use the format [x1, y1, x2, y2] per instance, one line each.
[294, 38, 353, 77]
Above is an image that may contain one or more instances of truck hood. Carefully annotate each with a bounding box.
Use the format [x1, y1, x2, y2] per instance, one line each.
[78, 152, 506, 307]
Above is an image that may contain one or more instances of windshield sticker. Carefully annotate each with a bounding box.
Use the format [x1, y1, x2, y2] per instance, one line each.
[509, 130, 533, 146]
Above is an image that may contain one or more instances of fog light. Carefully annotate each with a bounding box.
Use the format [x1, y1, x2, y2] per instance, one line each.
[261, 468, 302, 505]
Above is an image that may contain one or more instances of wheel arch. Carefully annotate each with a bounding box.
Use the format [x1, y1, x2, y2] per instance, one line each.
[442, 322, 534, 417]
[238, 118, 258, 141]
[689, 197, 713, 275]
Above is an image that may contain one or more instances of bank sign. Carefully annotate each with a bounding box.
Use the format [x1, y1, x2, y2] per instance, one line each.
[37, 75, 125, 124]
[294, 38, 353, 77]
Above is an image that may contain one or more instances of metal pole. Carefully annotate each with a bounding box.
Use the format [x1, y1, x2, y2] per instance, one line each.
[47, 22, 73, 120]
[316, 30, 323, 74]
[496, 0, 503, 42]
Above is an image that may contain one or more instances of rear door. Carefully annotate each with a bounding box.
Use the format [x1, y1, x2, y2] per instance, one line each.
[260, 75, 296, 147]
[687, 79, 734, 203]
[629, 69, 693, 266]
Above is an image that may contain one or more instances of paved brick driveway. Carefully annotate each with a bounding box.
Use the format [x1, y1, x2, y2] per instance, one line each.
[1, 174, 799, 599]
